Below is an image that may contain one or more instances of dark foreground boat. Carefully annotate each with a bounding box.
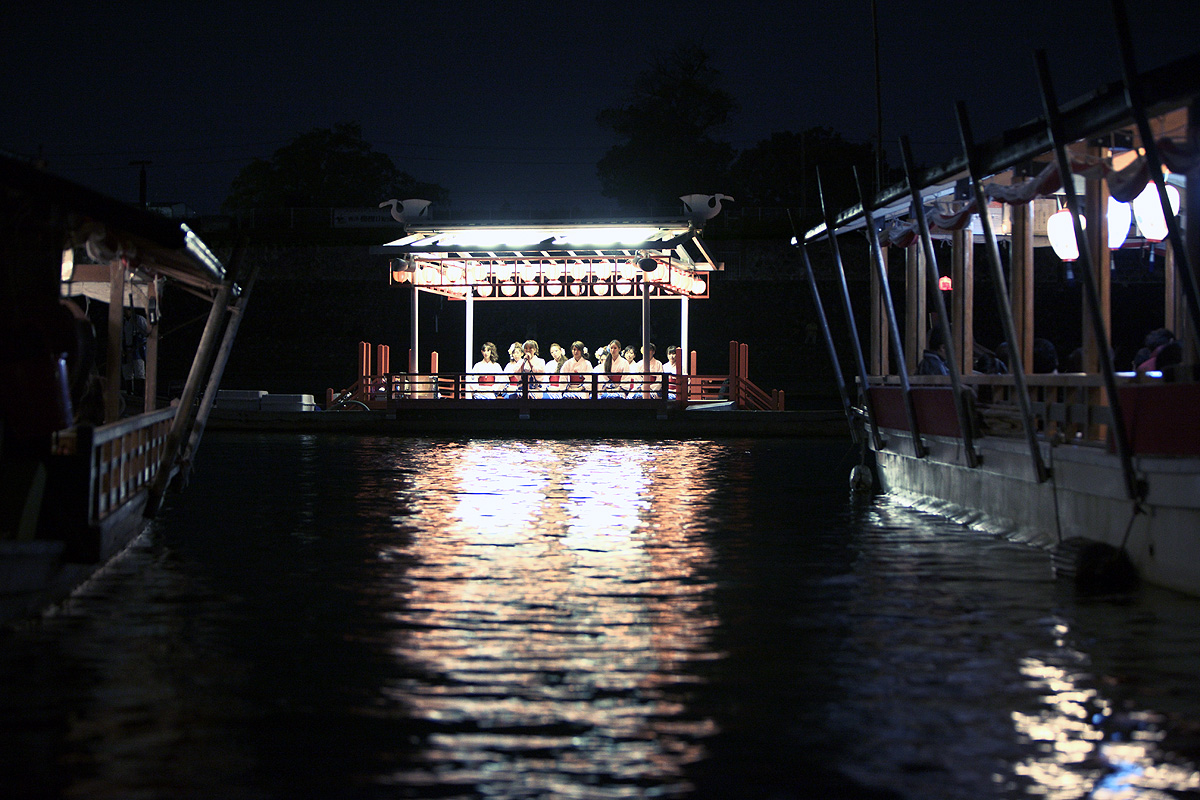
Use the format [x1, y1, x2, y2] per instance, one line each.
[804, 4, 1200, 596]
[0, 153, 249, 624]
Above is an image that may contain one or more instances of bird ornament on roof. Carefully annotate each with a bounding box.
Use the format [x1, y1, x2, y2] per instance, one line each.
[680, 194, 734, 227]
[379, 198, 432, 225]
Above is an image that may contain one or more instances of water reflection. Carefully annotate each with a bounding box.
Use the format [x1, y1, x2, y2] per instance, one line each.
[836, 500, 1200, 800]
[374, 440, 723, 796]
[1013, 649, 1200, 798]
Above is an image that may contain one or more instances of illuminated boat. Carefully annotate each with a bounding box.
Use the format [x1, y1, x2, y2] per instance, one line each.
[0, 153, 250, 622]
[803, 19, 1200, 595]
[319, 204, 786, 418]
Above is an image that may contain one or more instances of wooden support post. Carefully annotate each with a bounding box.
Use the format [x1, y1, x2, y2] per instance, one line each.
[429, 351, 439, 399]
[1082, 144, 1112, 374]
[144, 277, 160, 411]
[1186, 100, 1199, 368]
[689, 350, 699, 399]
[904, 243, 924, 374]
[377, 343, 389, 382]
[951, 227, 974, 375]
[105, 260, 125, 423]
[870, 246, 887, 374]
[358, 341, 370, 398]
[1010, 201, 1035, 373]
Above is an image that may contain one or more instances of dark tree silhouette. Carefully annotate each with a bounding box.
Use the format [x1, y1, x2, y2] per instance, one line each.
[596, 42, 737, 210]
[730, 128, 881, 227]
[222, 122, 447, 211]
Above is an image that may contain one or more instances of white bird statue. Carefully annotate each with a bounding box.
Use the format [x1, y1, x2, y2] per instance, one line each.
[680, 193, 734, 226]
[379, 198, 432, 224]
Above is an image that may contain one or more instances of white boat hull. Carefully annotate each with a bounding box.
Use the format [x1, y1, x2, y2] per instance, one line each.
[872, 430, 1200, 596]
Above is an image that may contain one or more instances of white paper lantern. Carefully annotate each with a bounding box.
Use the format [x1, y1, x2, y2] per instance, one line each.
[1107, 197, 1132, 250]
[1132, 182, 1180, 242]
[1047, 209, 1084, 261]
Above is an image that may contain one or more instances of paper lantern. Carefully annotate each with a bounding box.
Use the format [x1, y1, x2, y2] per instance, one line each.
[1107, 197, 1132, 249]
[1132, 182, 1180, 242]
[1047, 209, 1084, 261]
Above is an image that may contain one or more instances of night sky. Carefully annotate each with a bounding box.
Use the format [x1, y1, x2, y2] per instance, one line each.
[3, 0, 1196, 216]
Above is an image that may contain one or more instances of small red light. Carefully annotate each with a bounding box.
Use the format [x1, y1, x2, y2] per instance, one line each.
[938, 276, 953, 291]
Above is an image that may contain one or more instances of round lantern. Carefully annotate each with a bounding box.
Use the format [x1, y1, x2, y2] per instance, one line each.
[1047, 209, 1084, 261]
[1132, 182, 1180, 242]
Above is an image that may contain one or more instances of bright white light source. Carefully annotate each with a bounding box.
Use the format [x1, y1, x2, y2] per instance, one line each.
[1047, 209, 1084, 261]
[554, 227, 661, 245]
[1107, 197, 1132, 250]
[1132, 182, 1180, 242]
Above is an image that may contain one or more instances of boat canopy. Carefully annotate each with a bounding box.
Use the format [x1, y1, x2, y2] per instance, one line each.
[2, 153, 229, 303]
[805, 49, 1200, 243]
[371, 218, 721, 300]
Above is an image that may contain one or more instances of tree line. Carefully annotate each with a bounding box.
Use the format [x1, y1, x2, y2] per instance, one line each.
[223, 41, 884, 230]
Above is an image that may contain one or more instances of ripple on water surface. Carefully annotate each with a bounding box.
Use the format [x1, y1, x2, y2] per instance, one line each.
[1, 435, 1198, 799]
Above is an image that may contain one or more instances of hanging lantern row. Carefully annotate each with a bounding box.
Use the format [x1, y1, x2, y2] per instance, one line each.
[1047, 182, 1181, 261]
[392, 257, 709, 297]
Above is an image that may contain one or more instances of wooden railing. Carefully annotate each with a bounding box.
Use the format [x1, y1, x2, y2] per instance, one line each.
[326, 370, 780, 409]
[53, 407, 179, 524]
[866, 373, 1200, 450]
[329, 340, 785, 412]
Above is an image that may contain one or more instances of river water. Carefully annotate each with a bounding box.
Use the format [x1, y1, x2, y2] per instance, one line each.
[2, 434, 1199, 799]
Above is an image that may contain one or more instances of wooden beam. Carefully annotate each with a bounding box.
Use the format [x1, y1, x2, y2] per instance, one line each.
[904, 243, 924, 373]
[1010, 201, 1035, 373]
[105, 261, 124, 423]
[144, 278, 160, 411]
[1082, 144, 1111, 373]
[951, 228, 974, 375]
[870, 246, 886, 374]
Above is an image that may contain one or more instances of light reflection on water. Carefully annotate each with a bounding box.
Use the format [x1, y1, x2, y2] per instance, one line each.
[373, 441, 722, 796]
[0, 434, 1198, 800]
[833, 501, 1200, 800]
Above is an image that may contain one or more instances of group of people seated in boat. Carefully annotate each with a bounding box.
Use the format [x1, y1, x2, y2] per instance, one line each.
[468, 338, 679, 399]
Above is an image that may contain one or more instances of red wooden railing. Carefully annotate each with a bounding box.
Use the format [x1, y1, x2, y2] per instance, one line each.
[328, 341, 784, 411]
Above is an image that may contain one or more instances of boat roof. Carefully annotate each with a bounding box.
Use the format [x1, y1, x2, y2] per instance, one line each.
[2, 152, 229, 296]
[806, 49, 1200, 241]
[371, 217, 721, 300]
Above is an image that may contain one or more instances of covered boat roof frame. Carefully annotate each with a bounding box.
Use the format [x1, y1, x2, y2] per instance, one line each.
[371, 218, 721, 300]
[806, 49, 1200, 241]
[2, 152, 230, 297]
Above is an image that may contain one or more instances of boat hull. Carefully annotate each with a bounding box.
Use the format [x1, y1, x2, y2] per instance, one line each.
[871, 430, 1200, 596]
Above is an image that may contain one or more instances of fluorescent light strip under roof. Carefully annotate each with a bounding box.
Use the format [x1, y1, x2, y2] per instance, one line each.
[402, 226, 674, 250]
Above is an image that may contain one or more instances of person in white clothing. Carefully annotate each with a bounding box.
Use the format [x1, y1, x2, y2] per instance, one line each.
[500, 342, 524, 398]
[547, 342, 566, 372]
[627, 343, 664, 398]
[469, 342, 503, 399]
[560, 340, 593, 398]
[598, 339, 630, 398]
[662, 345, 681, 399]
[518, 339, 547, 398]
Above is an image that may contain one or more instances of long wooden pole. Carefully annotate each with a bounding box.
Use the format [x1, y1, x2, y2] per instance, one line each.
[1032, 55, 1139, 499]
[179, 262, 259, 486]
[856, 167, 924, 457]
[956, 101, 1050, 484]
[802, 242, 858, 442]
[145, 271, 236, 516]
[817, 168, 883, 449]
[1111, 0, 1200, 358]
[900, 135, 978, 467]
